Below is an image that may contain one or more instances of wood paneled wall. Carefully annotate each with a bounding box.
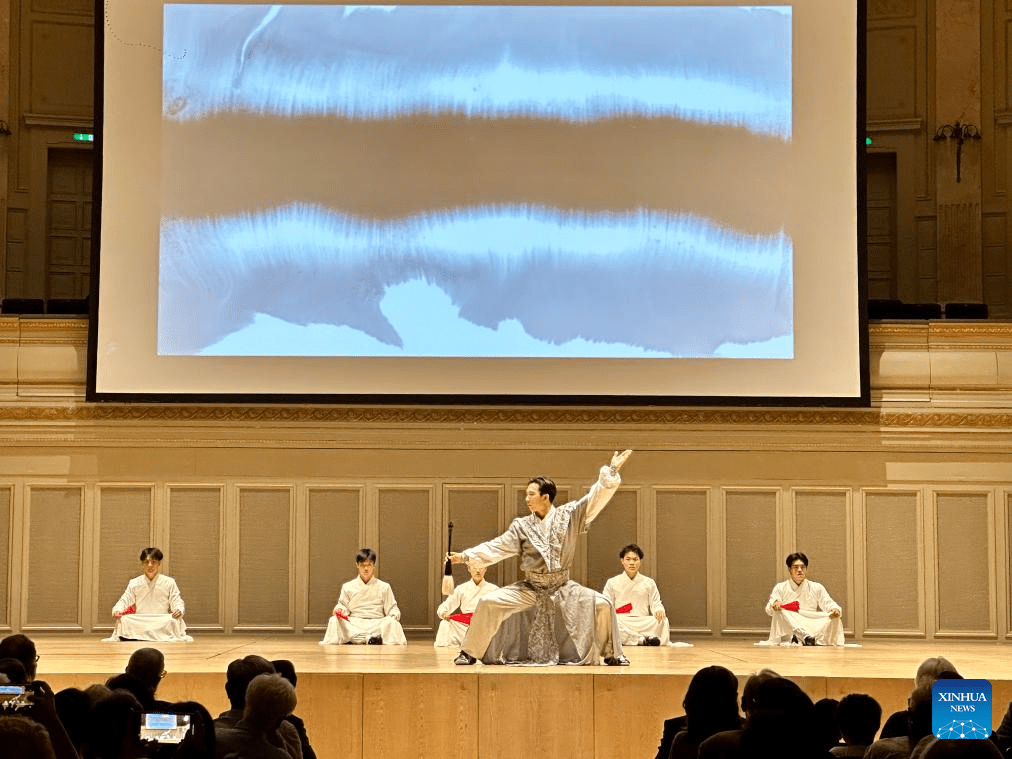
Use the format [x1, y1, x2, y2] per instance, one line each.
[2, 472, 1012, 641]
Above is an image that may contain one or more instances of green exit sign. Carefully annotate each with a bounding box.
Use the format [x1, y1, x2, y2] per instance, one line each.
[73, 133, 94, 142]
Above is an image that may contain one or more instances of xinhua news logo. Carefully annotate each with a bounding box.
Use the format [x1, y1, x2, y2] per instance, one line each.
[931, 679, 992, 739]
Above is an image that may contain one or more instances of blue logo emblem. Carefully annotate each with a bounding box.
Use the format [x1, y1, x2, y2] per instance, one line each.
[932, 679, 992, 739]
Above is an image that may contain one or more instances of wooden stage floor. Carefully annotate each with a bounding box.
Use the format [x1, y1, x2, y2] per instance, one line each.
[31, 635, 1012, 759]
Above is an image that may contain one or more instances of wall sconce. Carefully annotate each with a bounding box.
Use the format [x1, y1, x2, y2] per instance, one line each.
[933, 121, 980, 182]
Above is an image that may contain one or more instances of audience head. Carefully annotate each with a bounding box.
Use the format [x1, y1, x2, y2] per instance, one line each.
[527, 476, 557, 504]
[224, 655, 275, 710]
[743, 676, 817, 752]
[0, 714, 56, 759]
[0, 634, 38, 680]
[812, 697, 842, 751]
[126, 647, 166, 693]
[271, 659, 298, 689]
[741, 668, 780, 716]
[0, 656, 28, 685]
[89, 690, 144, 759]
[908, 683, 935, 743]
[682, 665, 741, 739]
[107, 672, 156, 710]
[54, 687, 91, 753]
[915, 657, 959, 687]
[836, 692, 882, 747]
[243, 673, 297, 732]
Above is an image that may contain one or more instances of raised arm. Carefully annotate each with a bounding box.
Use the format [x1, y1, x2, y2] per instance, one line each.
[585, 450, 633, 525]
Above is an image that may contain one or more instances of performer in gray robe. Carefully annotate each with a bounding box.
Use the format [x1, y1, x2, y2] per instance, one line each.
[448, 450, 632, 666]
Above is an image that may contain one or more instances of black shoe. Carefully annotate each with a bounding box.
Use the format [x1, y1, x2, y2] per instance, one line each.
[367, 635, 383, 645]
[604, 655, 630, 666]
[643, 636, 661, 646]
[803, 636, 817, 646]
[790, 634, 799, 644]
[454, 651, 476, 665]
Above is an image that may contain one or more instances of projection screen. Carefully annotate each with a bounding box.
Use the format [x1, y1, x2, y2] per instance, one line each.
[90, 0, 865, 402]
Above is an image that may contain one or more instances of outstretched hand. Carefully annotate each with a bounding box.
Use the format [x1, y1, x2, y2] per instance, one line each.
[610, 449, 633, 471]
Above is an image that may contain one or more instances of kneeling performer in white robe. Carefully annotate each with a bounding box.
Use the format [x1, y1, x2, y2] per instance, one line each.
[106, 547, 192, 642]
[602, 543, 669, 646]
[434, 564, 499, 648]
[321, 548, 407, 645]
[765, 552, 844, 646]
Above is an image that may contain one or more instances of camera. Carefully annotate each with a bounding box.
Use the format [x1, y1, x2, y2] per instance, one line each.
[139, 712, 192, 744]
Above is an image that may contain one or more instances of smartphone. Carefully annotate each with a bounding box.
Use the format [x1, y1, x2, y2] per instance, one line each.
[139, 712, 192, 744]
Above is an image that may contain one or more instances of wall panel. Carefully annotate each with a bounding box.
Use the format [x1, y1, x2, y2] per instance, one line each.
[864, 491, 921, 633]
[96, 487, 151, 627]
[794, 490, 850, 625]
[307, 487, 361, 628]
[586, 489, 637, 595]
[237, 488, 291, 628]
[723, 490, 777, 631]
[445, 487, 502, 589]
[0, 488, 11, 627]
[935, 492, 992, 634]
[26, 486, 82, 627]
[656, 489, 708, 631]
[169, 487, 223, 628]
[377, 488, 431, 629]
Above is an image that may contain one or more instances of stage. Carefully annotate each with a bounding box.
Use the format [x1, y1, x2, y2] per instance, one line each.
[33, 636, 1012, 759]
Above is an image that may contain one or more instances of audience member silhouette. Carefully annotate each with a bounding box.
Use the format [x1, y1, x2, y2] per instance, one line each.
[272, 659, 317, 759]
[831, 692, 882, 758]
[0, 714, 57, 759]
[666, 665, 742, 759]
[813, 698, 842, 754]
[865, 682, 935, 759]
[697, 668, 781, 759]
[215, 673, 297, 759]
[881, 657, 959, 738]
[53, 687, 91, 757]
[214, 655, 302, 759]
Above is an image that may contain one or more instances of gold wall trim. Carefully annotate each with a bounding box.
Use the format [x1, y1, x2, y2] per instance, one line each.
[0, 403, 1010, 429]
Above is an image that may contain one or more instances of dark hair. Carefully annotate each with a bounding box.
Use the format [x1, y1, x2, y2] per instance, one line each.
[54, 688, 91, 753]
[528, 477, 557, 504]
[162, 700, 216, 759]
[785, 552, 809, 568]
[836, 693, 882, 747]
[0, 657, 28, 685]
[224, 655, 275, 710]
[139, 547, 164, 562]
[105, 673, 154, 710]
[0, 714, 56, 759]
[741, 669, 779, 714]
[356, 548, 377, 564]
[0, 635, 37, 680]
[272, 659, 297, 688]
[618, 544, 643, 560]
[88, 691, 143, 759]
[682, 665, 741, 740]
[125, 647, 165, 692]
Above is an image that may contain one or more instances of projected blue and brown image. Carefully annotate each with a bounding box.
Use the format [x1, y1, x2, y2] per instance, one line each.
[159, 4, 793, 358]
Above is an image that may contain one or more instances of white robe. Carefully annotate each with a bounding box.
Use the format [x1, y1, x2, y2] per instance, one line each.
[105, 574, 192, 642]
[434, 579, 500, 648]
[602, 572, 669, 645]
[320, 576, 407, 645]
[764, 578, 844, 646]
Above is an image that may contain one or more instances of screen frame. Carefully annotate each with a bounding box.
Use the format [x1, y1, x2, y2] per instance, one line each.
[86, 0, 869, 407]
